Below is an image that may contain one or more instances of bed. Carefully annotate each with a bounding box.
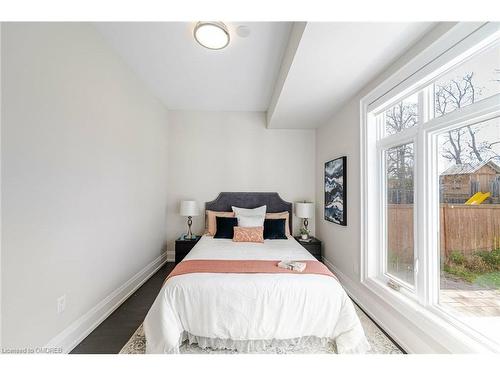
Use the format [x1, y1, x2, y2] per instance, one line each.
[144, 192, 369, 354]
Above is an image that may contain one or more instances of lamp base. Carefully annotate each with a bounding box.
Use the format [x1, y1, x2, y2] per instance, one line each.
[300, 218, 310, 239]
[184, 216, 195, 240]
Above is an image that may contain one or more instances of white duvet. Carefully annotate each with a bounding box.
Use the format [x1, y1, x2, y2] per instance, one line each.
[144, 236, 370, 353]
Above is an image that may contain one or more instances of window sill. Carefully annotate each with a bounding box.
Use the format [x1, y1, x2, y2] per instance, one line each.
[362, 276, 500, 353]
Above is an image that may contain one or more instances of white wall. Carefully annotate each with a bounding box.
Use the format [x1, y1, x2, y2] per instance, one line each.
[316, 98, 361, 278]
[1, 23, 169, 348]
[167, 110, 315, 257]
[315, 23, 458, 353]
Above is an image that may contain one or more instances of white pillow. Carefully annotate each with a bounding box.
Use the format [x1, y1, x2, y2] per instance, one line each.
[237, 215, 265, 228]
[232, 205, 267, 217]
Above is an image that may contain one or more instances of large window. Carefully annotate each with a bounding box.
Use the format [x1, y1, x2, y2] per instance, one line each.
[362, 23, 500, 352]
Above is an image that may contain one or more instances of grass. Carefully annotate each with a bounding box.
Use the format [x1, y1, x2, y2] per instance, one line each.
[443, 264, 476, 283]
[475, 272, 500, 289]
[444, 248, 500, 288]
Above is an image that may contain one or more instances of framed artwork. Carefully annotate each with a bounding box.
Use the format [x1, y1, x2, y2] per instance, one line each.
[324, 156, 347, 226]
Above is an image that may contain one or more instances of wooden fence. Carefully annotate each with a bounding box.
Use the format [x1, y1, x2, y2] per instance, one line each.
[388, 204, 500, 259]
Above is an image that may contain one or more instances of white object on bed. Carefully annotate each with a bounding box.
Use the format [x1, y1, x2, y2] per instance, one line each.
[236, 214, 265, 227]
[233, 205, 266, 227]
[278, 260, 306, 272]
[144, 235, 370, 354]
[232, 205, 266, 217]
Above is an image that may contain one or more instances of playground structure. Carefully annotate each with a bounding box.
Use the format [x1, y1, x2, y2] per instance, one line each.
[465, 191, 491, 205]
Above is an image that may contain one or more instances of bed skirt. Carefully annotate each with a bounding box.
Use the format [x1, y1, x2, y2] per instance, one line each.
[165, 330, 371, 354]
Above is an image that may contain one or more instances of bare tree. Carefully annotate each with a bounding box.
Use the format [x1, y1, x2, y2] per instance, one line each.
[438, 72, 476, 112]
[386, 143, 414, 204]
[442, 128, 466, 165]
[386, 101, 418, 134]
[435, 72, 494, 165]
[467, 127, 481, 161]
[385, 102, 416, 203]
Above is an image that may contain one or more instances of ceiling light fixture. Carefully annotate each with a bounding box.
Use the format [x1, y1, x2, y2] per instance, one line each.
[193, 21, 230, 50]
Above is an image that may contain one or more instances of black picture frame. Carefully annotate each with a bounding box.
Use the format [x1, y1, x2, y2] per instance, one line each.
[324, 156, 347, 226]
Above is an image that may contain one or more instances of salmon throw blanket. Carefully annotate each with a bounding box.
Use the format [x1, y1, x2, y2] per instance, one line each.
[166, 259, 337, 282]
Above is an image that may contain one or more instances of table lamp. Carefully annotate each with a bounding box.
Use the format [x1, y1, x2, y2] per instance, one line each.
[180, 200, 200, 240]
[295, 202, 314, 239]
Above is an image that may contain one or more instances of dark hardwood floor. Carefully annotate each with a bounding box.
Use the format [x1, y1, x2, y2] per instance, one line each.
[70, 262, 175, 354]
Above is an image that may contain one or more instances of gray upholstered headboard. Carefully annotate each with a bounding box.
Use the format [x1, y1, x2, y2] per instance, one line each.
[205, 192, 293, 233]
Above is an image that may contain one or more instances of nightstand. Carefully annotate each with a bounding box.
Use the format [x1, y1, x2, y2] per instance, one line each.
[294, 236, 322, 261]
[175, 236, 201, 264]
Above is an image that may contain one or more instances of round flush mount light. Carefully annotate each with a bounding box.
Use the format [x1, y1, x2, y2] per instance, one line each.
[193, 21, 230, 50]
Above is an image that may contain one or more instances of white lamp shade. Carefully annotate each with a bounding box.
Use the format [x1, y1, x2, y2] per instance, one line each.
[295, 202, 314, 219]
[180, 200, 200, 217]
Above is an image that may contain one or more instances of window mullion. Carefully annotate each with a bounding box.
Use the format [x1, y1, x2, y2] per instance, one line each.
[421, 85, 434, 123]
[415, 127, 427, 304]
[426, 130, 441, 307]
[379, 148, 387, 279]
[377, 130, 417, 149]
[422, 92, 500, 133]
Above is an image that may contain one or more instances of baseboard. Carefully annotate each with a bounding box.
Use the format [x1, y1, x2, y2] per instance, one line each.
[322, 256, 446, 354]
[45, 253, 169, 353]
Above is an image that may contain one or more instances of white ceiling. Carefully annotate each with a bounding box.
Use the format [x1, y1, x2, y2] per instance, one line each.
[95, 22, 438, 128]
[94, 22, 292, 112]
[267, 22, 437, 129]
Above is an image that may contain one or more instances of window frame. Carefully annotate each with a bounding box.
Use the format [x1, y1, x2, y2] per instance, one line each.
[360, 21, 500, 352]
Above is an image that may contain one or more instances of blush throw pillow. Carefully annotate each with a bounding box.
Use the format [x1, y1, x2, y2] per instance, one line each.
[205, 210, 235, 236]
[233, 226, 264, 243]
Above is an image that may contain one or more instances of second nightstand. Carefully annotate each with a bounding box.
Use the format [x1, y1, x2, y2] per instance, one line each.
[294, 236, 322, 262]
[175, 236, 201, 264]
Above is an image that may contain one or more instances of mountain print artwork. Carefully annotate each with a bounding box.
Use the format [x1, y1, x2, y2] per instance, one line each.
[324, 156, 347, 226]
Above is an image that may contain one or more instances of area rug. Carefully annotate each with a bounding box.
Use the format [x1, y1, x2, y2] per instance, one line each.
[119, 303, 403, 354]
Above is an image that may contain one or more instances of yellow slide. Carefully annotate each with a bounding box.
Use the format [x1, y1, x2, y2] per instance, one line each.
[465, 192, 491, 205]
